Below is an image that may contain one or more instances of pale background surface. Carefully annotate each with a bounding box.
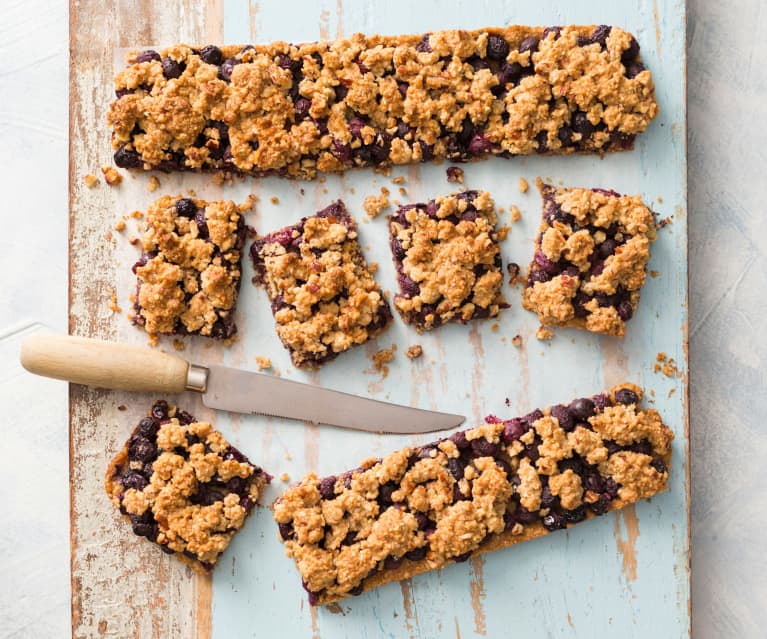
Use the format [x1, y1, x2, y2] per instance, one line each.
[0, 1, 762, 637]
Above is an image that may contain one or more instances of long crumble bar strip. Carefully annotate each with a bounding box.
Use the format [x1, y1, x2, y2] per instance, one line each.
[522, 179, 657, 336]
[273, 383, 672, 605]
[108, 25, 657, 179]
[106, 401, 271, 572]
[250, 201, 392, 369]
[131, 194, 248, 339]
[389, 190, 507, 331]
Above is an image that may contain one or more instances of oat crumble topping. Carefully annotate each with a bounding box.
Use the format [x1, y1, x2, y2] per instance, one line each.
[101, 166, 123, 185]
[522, 179, 657, 337]
[406, 344, 423, 359]
[389, 190, 508, 331]
[108, 26, 657, 179]
[106, 401, 271, 571]
[274, 383, 672, 604]
[250, 201, 392, 369]
[131, 194, 248, 339]
[363, 188, 391, 219]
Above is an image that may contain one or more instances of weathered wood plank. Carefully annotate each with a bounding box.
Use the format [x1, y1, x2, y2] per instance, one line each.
[68, 1, 221, 637]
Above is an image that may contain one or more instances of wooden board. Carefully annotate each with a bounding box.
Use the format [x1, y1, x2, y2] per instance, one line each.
[69, 1, 689, 637]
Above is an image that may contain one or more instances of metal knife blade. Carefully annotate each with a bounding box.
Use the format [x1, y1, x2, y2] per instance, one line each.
[202, 365, 464, 434]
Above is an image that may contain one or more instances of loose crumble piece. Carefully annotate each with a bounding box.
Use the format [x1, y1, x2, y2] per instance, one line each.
[389, 190, 508, 332]
[536, 325, 555, 341]
[273, 383, 673, 605]
[511, 334, 522, 347]
[101, 166, 123, 185]
[518, 178, 529, 193]
[256, 356, 272, 371]
[131, 194, 248, 339]
[363, 188, 391, 219]
[372, 345, 396, 376]
[406, 344, 423, 359]
[106, 401, 271, 572]
[147, 175, 161, 192]
[522, 179, 657, 337]
[250, 201, 392, 369]
[510, 205, 522, 222]
[84, 174, 99, 188]
[108, 26, 657, 179]
[446, 167, 464, 184]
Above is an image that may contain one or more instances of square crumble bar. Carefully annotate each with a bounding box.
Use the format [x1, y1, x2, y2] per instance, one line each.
[131, 195, 248, 339]
[106, 401, 271, 572]
[108, 25, 657, 179]
[389, 190, 507, 331]
[250, 201, 392, 369]
[274, 383, 672, 605]
[522, 180, 657, 337]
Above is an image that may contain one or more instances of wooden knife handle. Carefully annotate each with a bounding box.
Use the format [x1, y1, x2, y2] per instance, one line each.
[20, 334, 196, 393]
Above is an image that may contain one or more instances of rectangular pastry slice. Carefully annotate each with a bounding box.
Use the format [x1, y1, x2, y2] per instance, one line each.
[250, 201, 392, 369]
[106, 401, 271, 572]
[273, 383, 672, 605]
[522, 180, 657, 336]
[108, 25, 657, 179]
[389, 190, 507, 331]
[131, 195, 247, 339]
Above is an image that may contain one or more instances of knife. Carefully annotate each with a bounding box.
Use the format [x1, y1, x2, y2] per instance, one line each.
[19, 334, 464, 434]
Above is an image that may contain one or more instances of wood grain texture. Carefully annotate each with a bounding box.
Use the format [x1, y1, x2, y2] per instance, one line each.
[68, 1, 222, 637]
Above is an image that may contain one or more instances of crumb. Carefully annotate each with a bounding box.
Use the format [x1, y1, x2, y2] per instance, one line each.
[117, 405, 127, 411]
[256, 356, 272, 371]
[108, 291, 122, 314]
[446, 166, 464, 183]
[536, 326, 554, 341]
[114, 219, 126, 232]
[510, 205, 521, 222]
[406, 344, 423, 359]
[391, 175, 405, 184]
[657, 196, 664, 203]
[285, 452, 293, 461]
[322, 187, 328, 194]
[518, 178, 529, 193]
[511, 334, 522, 347]
[172, 339, 185, 351]
[650, 389, 655, 397]
[654, 352, 681, 378]
[101, 166, 123, 186]
[363, 188, 390, 219]
[398, 187, 407, 196]
[650, 270, 660, 278]
[129, 237, 140, 245]
[507, 262, 521, 285]
[84, 174, 99, 188]
[368, 262, 379, 273]
[374, 165, 392, 177]
[504, 398, 511, 406]
[349, 187, 355, 194]
[212, 171, 226, 186]
[372, 345, 396, 377]
[147, 175, 160, 192]
[668, 388, 676, 398]
[270, 196, 280, 205]
[280, 473, 291, 483]
[239, 194, 258, 212]
[129, 210, 143, 219]
[496, 226, 511, 240]
[658, 216, 672, 228]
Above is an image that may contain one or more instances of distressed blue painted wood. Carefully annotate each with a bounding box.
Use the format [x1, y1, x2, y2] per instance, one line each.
[135, 1, 690, 635]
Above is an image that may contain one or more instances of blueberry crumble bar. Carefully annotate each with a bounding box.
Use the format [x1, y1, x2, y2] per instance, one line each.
[522, 180, 657, 336]
[131, 195, 247, 339]
[250, 201, 392, 369]
[108, 25, 657, 179]
[106, 401, 271, 572]
[274, 383, 672, 604]
[389, 190, 507, 331]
